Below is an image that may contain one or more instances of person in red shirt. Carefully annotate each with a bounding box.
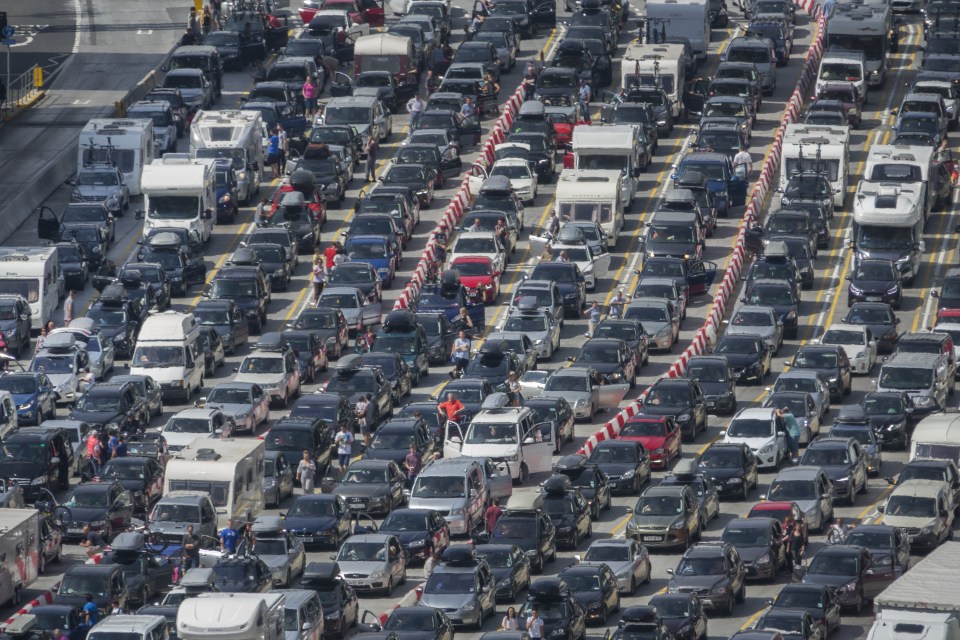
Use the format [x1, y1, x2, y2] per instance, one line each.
[437, 393, 464, 423]
[323, 242, 340, 277]
[484, 500, 502, 533]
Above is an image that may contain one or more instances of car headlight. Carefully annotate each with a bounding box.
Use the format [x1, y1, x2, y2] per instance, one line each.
[856, 351, 866, 359]
[264, 478, 276, 488]
[575, 399, 586, 407]
[237, 171, 248, 181]
[668, 520, 685, 530]
[408, 538, 426, 548]
[828, 376, 838, 384]
[710, 584, 728, 594]
[654, 447, 664, 454]
[839, 581, 858, 593]
[896, 254, 911, 265]
[887, 420, 906, 432]
[106, 422, 121, 431]
[607, 372, 623, 381]
[656, 326, 671, 338]
[30, 476, 45, 485]
[922, 524, 936, 534]
[727, 477, 743, 483]
[759, 443, 774, 454]
[756, 555, 771, 565]
[71, 189, 83, 201]
[564, 292, 578, 299]
[623, 469, 636, 479]
[549, 629, 566, 639]
[219, 195, 232, 204]
[886, 286, 899, 295]
[785, 310, 797, 320]
[914, 396, 935, 407]
[369, 570, 385, 579]
[534, 338, 544, 345]
[497, 577, 511, 588]
[506, 453, 520, 462]
[836, 476, 849, 484]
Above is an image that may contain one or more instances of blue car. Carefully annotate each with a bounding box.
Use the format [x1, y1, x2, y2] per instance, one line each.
[673, 150, 748, 214]
[213, 160, 240, 222]
[414, 280, 486, 330]
[282, 494, 353, 548]
[343, 235, 397, 286]
[529, 261, 587, 318]
[0, 372, 57, 426]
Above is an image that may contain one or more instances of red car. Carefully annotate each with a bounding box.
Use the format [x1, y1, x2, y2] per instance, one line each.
[545, 103, 587, 149]
[618, 414, 681, 469]
[301, 0, 384, 27]
[450, 256, 500, 304]
[269, 184, 327, 225]
[746, 500, 808, 547]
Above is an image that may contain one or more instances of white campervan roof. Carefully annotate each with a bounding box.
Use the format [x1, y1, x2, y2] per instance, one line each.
[556, 170, 622, 200]
[190, 110, 262, 149]
[853, 181, 923, 227]
[179, 593, 283, 637]
[866, 144, 933, 181]
[138, 311, 200, 342]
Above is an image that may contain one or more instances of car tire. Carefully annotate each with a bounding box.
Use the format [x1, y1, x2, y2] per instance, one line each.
[736, 583, 746, 604]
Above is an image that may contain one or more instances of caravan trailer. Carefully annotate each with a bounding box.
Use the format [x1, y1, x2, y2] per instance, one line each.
[0, 248, 63, 332]
[0, 510, 41, 609]
[78, 119, 156, 196]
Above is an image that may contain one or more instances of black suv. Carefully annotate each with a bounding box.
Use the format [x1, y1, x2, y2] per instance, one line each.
[290, 307, 351, 359]
[0, 427, 74, 499]
[263, 416, 334, 480]
[70, 381, 149, 432]
[517, 578, 587, 640]
[482, 500, 558, 574]
[799, 437, 868, 505]
[206, 264, 271, 333]
[586, 441, 652, 495]
[639, 378, 708, 441]
[86, 288, 143, 358]
[552, 457, 612, 518]
[667, 542, 746, 616]
[119, 263, 172, 312]
[137, 233, 206, 295]
[55, 242, 91, 291]
[697, 443, 759, 500]
[0, 295, 33, 357]
[541, 475, 592, 549]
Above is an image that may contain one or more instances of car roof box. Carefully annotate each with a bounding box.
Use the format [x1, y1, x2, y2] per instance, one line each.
[42, 332, 77, 352]
[179, 567, 217, 591]
[147, 232, 181, 249]
[280, 190, 306, 208]
[542, 474, 572, 496]
[671, 458, 699, 478]
[383, 310, 417, 333]
[553, 453, 588, 472]
[518, 101, 546, 118]
[675, 171, 706, 188]
[835, 404, 869, 424]
[556, 226, 585, 244]
[528, 577, 568, 601]
[302, 561, 342, 586]
[290, 169, 316, 196]
[763, 240, 790, 259]
[69, 317, 97, 333]
[109, 531, 145, 553]
[620, 605, 660, 625]
[440, 545, 478, 567]
[479, 175, 512, 194]
[99, 283, 128, 306]
[480, 392, 511, 411]
[120, 270, 143, 288]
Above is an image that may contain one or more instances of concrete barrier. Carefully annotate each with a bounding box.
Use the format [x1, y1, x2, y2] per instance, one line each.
[0, 587, 58, 631]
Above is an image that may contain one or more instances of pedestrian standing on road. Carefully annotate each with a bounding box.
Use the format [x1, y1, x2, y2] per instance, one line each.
[787, 522, 805, 569]
[826, 518, 847, 545]
[335, 423, 354, 475]
[82, 594, 98, 627]
[267, 129, 281, 178]
[407, 94, 425, 128]
[450, 330, 470, 379]
[254, 197, 268, 226]
[36, 327, 47, 352]
[584, 301, 601, 338]
[609, 289, 627, 319]
[297, 450, 317, 494]
[485, 500, 502, 532]
[86, 431, 103, 477]
[365, 135, 379, 182]
[277, 124, 289, 174]
[321, 54, 339, 91]
[109, 599, 124, 616]
[323, 242, 339, 277]
[578, 80, 592, 124]
[220, 518, 238, 553]
[113, 434, 127, 458]
[355, 395, 372, 447]
[502, 608, 518, 631]
[201, 6, 214, 34]
[777, 406, 801, 462]
[181, 524, 201, 571]
[403, 443, 421, 485]
[302, 76, 319, 120]
[733, 145, 753, 180]
[424, 549, 440, 578]
[188, 8, 202, 42]
[311, 255, 324, 303]
[527, 608, 544, 640]
[64, 290, 76, 325]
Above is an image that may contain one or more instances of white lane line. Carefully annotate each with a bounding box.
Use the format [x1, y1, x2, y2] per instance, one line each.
[72, 0, 82, 54]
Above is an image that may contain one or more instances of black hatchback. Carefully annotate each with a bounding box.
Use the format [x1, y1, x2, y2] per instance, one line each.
[639, 379, 708, 441]
[847, 259, 903, 309]
[697, 443, 759, 500]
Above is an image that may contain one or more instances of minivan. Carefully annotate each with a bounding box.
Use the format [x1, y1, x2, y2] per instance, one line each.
[876, 352, 951, 417]
[723, 36, 777, 94]
[408, 458, 490, 536]
[894, 331, 958, 383]
[322, 96, 392, 143]
[87, 614, 169, 640]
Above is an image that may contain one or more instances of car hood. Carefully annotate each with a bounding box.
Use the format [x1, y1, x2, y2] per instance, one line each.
[76, 186, 122, 198]
[48, 373, 78, 389]
[65, 505, 111, 523]
[850, 277, 895, 293]
[284, 515, 340, 532]
[259, 554, 291, 573]
[233, 372, 286, 386]
[69, 409, 124, 425]
[698, 380, 733, 396]
[594, 462, 638, 477]
[491, 533, 537, 552]
[205, 402, 254, 417]
[646, 240, 699, 258]
[151, 520, 200, 537]
[459, 274, 495, 288]
[381, 530, 430, 547]
[630, 514, 681, 529]
[10, 392, 38, 405]
[0, 461, 47, 481]
[217, 576, 264, 592]
[624, 435, 667, 451]
[868, 413, 907, 428]
[637, 404, 684, 418]
[726, 325, 776, 341]
[337, 559, 386, 576]
[736, 545, 772, 564]
[881, 514, 938, 529]
[814, 464, 852, 481]
[419, 592, 475, 610]
[540, 389, 591, 403]
[801, 573, 854, 590]
[354, 86, 393, 99]
[724, 435, 776, 451]
[718, 351, 761, 368]
[662, 617, 695, 636]
[332, 484, 390, 499]
[362, 448, 406, 466]
[408, 497, 466, 512]
[669, 575, 728, 591]
[700, 467, 744, 482]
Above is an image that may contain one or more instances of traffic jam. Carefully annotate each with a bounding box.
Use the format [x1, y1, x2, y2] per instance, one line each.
[0, 0, 957, 639]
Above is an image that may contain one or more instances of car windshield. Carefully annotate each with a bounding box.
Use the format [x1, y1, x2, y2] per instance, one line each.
[384, 166, 427, 184]
[880, 366, 931, 390]
[491, 164, 531, 180]
[675, 557, 726, 576]
[385, 611, 437, 631]
[149, 503, 200, 522]
[843, 530, 891, 549]
[324, 106, 371, 125]
[728, 418, 774, 438]
[413, 476, 465, 498]
[731, 310, 773, 326]
[717, 336, 761, 355]
[794, 350, 838, 369]
[686, 364, 727, 382]
[209, 279, 258, 298]
[252, 538, 288, 556]
[699, 448, 742, 469]
[341, 467, 387, 484]
[808, 553, 859, 576]
[206, 387, 252, 405]
[100, 462, 147, 481]
[774, 589, 823, 609]
[583, 544, 630, 562]
[653, 598, 691, 618]
[885, 495, 937, 518]
[0, 376, 36, 394]
[563, 574, 602, 592]
[723, 526, 772, 546]
[326, 374, 377, 394]
[239, 356, 284, 374]
[453, 259, 493, 276]
[77, 170, 120, 186]
[621, 420, 666, 437]
[295, 311, 338, 329]
[544, 373, 588, 392]
[768, 479, 817, 501]
[538, 71, 576, 89]
[648, 224, 695, 243]
[727, 46, 771, 64]
[455, 237, 499, 254]
[59, 575, 110, 598]
[476, 549, 512, 567]
[380, 511, 428, 532]
[370, 432, 414, 450]
[626, 306, 669, 323]
[62, 207, 106, 223]
[288, 498, 338, 517]
[64, 488, 110, 508]
[802, 446, 850, 466]
[331, 265, 378, 283]
[820, 63, 862, 81]
[30, 355, 75, 374]
[424, 572, 476, 594]
[514, 289, 555, 308]
[634, 496, 683, 516]
[319, 293, 359, 309]
[590, 445, 638, 463]
[465, 422, 517, 445]
[822, 329, 864, 345]
[704, 101, 746, 118]
[86, 306, 126, 329]
[373, 335, 418, 356]
[577, 343, 621, 363]
[74, 393, 121, 413]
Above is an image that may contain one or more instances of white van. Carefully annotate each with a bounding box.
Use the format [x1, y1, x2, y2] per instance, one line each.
[130, 311, 204, 402]
[163, 437, 265, 527]
[443, 395, 553, 483]
[178, 593, 284, 640]
[78, 119, 156, 196]
[139, 156, 217, 243]
[190, 110, 264, 204]
[88, 616, 168, 640]
[0, 248, 63, 331]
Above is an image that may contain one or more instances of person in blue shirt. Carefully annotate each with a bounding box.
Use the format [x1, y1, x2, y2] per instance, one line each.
[220, 518, 238, 553]
[82, 594, 98, 627]
[266, 130, 281, 178]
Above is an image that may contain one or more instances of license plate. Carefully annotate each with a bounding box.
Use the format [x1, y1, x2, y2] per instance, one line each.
[300, 537, 314, 543]
[706, 401, 716, 408]
[643, 535, 663, 542]
[866, 296, 881, 302]
[68, 528, 83, 535]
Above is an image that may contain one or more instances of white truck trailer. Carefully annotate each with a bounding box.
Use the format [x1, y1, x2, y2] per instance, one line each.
[0, 510, 42, 609]
[139, 156, 217, 242]
[868, 541, 960, 640]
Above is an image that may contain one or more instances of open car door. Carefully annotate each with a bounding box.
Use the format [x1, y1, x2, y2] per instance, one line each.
[466, 163, 489, 202]
[440, 147, 462, 178]
[37, 206, 62, 242]
[596, 378, 629, 409]
[443, 421, 464, 457]
[528, 231, 551, 259]
[522, 423, 554, 474]
[687, 260, 718, 295]
[484, 459, 513, 501]
[598, 90, 623, 123]
[592, 244, 611, 278]
[330, 72, 355, 98]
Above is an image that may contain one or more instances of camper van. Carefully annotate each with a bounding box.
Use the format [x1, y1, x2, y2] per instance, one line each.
[129, 311, 204, 402]
[139, 156, 217, 243]
[851, 180, 925, 285]
[571, 126, 644, 206]
[177, 593, 284, 640]
[0, 248, 63, 332]
[780, 123, 850, 207]
[0, 510, 41, 608]
[163, 438, 265, 527]
[645, 0, 711, 60]
[190, 110, 264, 204]
[350, 33, 419, 100]
[911, 414, 960, 466]
[555, 170, 626, 246]
[78, 119, 156, 196]
[621, 43, 687, 120]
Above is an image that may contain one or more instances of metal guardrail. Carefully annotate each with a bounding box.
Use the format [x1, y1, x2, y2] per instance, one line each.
[2, 64, 43, 119]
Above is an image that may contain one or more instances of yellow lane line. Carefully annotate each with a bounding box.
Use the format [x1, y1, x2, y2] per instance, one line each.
[857, 484, 894, 522]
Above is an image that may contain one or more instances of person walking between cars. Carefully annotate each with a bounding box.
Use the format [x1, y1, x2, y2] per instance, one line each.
[450, 330, 470, 378]
[335, 423, 354, 475]
[220, 518, 238, 553]
[778, 406, 801, 463]
[82, 594, 98, 627]
[365, 135, 379, 182]
[485, 500, 502, 533]
[311, 255, 324, 303]
[267, 129, 281, 178]
[403, 443, 421, 488]
[609, 290, 627, 319]
[297, 450, 317, 494]
[407, 94, 425, 128]
[438, 392, 465, 424]
[733, 145, 753, 180]
[182, 524, 201, 571]
[277, 124, 289, 174]
[578, 80, 592, 124]
[64, 290, 76, 324]
[786, 522, 805, 570]
[302, 76, 319, 120]
[502, 607, 519, 630]
[826, 518, 847, 545]
[584, 301, 601, 338]
[356, 395, 373, 447]
[527, 608, 544, 640]
[86, 431, 103, 477]
[424, 549, 441, 578]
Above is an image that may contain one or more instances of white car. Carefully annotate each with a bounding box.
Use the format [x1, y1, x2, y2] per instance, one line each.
[161, 408, 227, 452]
[490, 157, 538, 204]
[817, 323, 877, 375]
[529, 226, 611, 291]
[934, 322, 960, 361]
[446, 230, 507, 274]
[721, 407, 789, 469]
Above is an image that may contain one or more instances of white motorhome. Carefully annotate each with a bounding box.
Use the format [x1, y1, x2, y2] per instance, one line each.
[177, 593, 283, 640]
[780, 123, 850, 207]
[0, 248, 63, 331]
[621, 43, 686, 119]
[571, 125, 643, 205]
[163, 438, 265, 527]
[816, 47, 868, 102]
[645, 0, 710, 60]
[78, 119, 156, 196]
[139, 156, 217, 242]
[851, 180, 925, 285]
[130, 311, 204, 403]
[0, 510, 41, 608]
[868, 541, 960, 640]
[910, 414, 960, 465]
[866, 144, 941, 217]
[554, 170, 626, 246]
[87, 615, 169, 640]
[190, 110, 264, 204]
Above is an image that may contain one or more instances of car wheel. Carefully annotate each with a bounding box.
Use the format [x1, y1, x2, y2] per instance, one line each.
[736, 583, 746, 604]
[723, 592, 734, 616]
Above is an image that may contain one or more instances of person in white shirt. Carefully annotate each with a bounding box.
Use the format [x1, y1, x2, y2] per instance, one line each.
[733, 145, 753, 179]
[407, 94, 424, 127]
